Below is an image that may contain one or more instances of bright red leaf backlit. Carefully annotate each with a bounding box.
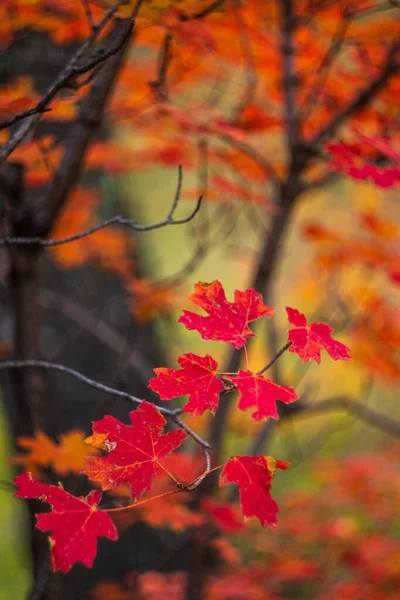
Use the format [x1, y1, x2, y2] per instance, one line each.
[148, 353, 224, 416]
[286, 307, 351, 364]
[14, 472, 118, 573]
[178, 280, 274, 349]
[220, 456, 287, 528]
[83, 401, 186, 497]
[225, 370, 298, 421]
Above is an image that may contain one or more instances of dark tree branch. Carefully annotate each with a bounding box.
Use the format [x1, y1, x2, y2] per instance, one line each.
[0, 360, 216, 450]
[150, 33, 173, 101]
[189, 0, 226, 19]
[293, 396, 400, 439]
[257, 342, 292, 375]
[37, 17, 136, 236]
[219, 132, 280, 183]
[0, 182, 202, 247]
[300, 15, 349, 122]
[230, 0, 258, 123]
[0, 1, 127, 162]
[281, 0, 300, 148]
[311, 41, 400, 145]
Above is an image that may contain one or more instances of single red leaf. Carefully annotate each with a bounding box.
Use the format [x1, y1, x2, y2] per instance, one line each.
[286, 307, 351, 364]
[148, 353, 224, 416]
[219, 456, 288, 528]
[225, 370, 298, 420]
[178, 280, 274, 349]
[83, 401, 186, 497]
[14, 472, 118, 573]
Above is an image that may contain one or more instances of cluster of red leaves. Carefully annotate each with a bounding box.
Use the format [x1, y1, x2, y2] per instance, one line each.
[88, 445, 400, 600]
[14, 280, 351, 573]
[326, 132, 400, 188]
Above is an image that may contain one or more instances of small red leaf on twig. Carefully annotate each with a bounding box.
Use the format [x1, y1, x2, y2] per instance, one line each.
[149, 353, 224, 416]
[220, 456, 288, 528]
[83, 401, 186, 497]
[286, 307, 351, 364]
[178, 280, 273, 349]
[225, 370, 298, 420]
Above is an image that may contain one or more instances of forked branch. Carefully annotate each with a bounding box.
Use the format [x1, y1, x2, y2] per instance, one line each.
[0, 167, 202, 247]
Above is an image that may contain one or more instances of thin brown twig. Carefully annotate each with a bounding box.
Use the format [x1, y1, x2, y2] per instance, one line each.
[0, 0, 127, 161]
[0, 360, 216, 451]
[293, 396, 400, 439]
[281, 0, 299, 149]
[311, 40, 400, 145]
[80, 0, 96, 31]
[0, 172, 202, 247]
[300, 15, 349, 122]
[230, 0, 258, 123]
[150, 33, 173, 101]
[257, 341, 292, 375]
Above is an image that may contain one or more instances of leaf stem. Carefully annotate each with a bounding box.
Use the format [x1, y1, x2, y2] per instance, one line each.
[243, 346, 249, 371]
[257, 341, 292, 375]
[103, 489, 178, 513]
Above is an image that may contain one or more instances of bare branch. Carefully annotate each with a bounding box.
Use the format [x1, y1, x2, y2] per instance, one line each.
[311, 41, 400, 145]
[80, 0, 96, 31]
[219, 132, 280, 183]
[0, 359, 214, 450]
[300, 16, 349, 122]
[189, 0, 226, 19]
[0, 172, 202, 247]
[0, 1, 128, 163]
[150, 33, 173, 102]
[230, 0, 258, 123]
[280, 0, 300, 149]
[294, 396, 400, 439]
[171, 414, 212, 450]
[257, 342, 292, 375]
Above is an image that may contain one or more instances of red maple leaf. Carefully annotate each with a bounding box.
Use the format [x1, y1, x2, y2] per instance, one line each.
[14, 472, 118, 573]
[148, 353, 224, 416]
[219, 456, 288, 528]
[178, 280, 274, 349]
[83, 401, 186, 497]
[286, 307, 351, 364]
[225, 370, 298, 420]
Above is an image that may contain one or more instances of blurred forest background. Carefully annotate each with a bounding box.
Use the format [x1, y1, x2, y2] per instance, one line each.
[0, 1, 399, 599]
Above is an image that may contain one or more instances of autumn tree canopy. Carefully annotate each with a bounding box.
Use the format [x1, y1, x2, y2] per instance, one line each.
[0, 1, 399, 599]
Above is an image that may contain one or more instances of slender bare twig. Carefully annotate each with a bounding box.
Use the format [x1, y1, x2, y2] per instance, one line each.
[0, 0, 127, 161]
[281, 0, 299, 148]
[230, 0, 258, 123]
[219, 132, 280, 183]
[0, 359, 145, 406]
[300, 16, 349, 121]
[0, 174, 202, 247]
[189, 0, 226, 19]
[257, 341, 292, 375]
[171, 415, 212, 450]
[311, 40, 399, 145]
[150, 33, 173, 101]
[0, 359, 217, 450]
[80, 0, 96, 31]
[0, 18, 134, 134]
[294, 396, 400, 439]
